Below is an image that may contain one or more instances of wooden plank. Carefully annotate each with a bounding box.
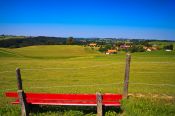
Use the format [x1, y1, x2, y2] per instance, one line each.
[123, 53, 131, 99]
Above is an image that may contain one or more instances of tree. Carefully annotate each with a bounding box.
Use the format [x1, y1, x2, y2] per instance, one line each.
[66, 37, 74, 45]
[98, 44, 113, 53]
[143, 41, 152, 47]
[128, 45, 145, 53]
[99, 46, 107, 52]
[116, 42, 124, 47]
[163, 44, 173, 50]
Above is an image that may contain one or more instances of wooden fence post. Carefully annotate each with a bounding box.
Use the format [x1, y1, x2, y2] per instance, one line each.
[96, 92, 103, 116]
[123, 54, 131, 99]
[17, 90, 29, 116]
[16, 68, 23, 90]
[16, 68, 29, 116]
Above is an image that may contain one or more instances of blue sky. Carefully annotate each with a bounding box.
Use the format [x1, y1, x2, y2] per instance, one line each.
[0, 0, 175, 40]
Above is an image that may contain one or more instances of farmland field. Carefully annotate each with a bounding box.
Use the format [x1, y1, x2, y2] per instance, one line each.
[0, 45, 175, 116]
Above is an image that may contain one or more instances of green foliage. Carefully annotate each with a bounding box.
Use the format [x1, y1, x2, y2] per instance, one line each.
[149, 41, 175, 50]
[99, 44, 113, 52]
[0, 105, 20, 116]
[99, 46, 107, 52]
[142, 41, 152, 47]
[115, 42, 124, 47]
[0, 36, 68, 48]
[128, 45, 145, 53]
[105, 111, 119, 116]
[163, 44, 173, 50]
[66, 37, 74, 45]
[122, 97, 175, 116]
[63, 110, 84, 116]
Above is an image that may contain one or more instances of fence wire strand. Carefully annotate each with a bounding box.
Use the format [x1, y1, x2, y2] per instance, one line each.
[0, 63, 119, 74]
[1, 63, 175, 93]
[1, 82, 175, 93]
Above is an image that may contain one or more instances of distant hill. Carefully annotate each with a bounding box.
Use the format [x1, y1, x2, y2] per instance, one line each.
[0, 35, 26, 40]
[0, 36, 68, 48]
[0, 45, 99, 59]
[0, 35, 174, 49]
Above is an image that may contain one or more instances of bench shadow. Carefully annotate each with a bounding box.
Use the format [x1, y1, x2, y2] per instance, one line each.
[103, 106, 123, 114]
[29, 105, 123, 115]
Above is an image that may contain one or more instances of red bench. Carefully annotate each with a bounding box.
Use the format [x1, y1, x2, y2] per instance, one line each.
[5, 91, 122, 116]
[4, 68, 124, 116]
[5, 92, 122, 106]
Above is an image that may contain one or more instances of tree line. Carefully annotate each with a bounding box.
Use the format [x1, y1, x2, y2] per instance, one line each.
[0, 36, 174, 53]
[0, 36, 83, 48]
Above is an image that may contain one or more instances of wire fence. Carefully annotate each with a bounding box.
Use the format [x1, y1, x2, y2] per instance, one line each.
[0, 63, 119, 74]
[1, 61, 175, 74]
[1, 63, 175, 95]
[1, 82, 175, 93]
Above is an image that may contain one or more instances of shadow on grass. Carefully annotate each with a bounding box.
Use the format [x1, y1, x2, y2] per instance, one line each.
[29, 105, 123, 115]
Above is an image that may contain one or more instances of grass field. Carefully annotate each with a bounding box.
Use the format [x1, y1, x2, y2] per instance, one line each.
[0, 45, 175, 116]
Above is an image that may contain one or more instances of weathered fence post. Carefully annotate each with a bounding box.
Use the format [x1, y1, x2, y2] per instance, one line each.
[96, 92, 103, 116]
[16, 68, 29, 116]
[17, 90, 29, 116]
[123, 54, 131, 99]
[16, 68, 23, 90]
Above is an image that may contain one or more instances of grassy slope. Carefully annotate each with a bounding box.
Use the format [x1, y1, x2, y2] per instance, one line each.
[0, 36, 25, 40]
[0, 45, 175, 115]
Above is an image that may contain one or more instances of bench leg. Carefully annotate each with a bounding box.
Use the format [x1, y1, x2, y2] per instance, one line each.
[96, 92, 103, 116]
[18, 90, 29, 116]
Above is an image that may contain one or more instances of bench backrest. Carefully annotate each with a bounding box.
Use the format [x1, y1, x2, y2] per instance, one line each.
[5, 92, 122, 101]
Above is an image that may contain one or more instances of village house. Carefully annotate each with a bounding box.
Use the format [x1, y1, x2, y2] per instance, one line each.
[143, 46, 158, 51]
[106, 49, 117, 54]
[165, 49, 172, 52]
[120, 44, 132, 49]
[89, 43, 97, 47]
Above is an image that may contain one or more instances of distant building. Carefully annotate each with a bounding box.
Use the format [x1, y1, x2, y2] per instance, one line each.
[120, 44, 132, 49]
[165, 49, 172, 52]
[89, 43, 97, 47]
[146, 48, 152, 52]
[106, 49, 117, 54]
[144, 46, 158, 51]
[80, 40, 87, 43]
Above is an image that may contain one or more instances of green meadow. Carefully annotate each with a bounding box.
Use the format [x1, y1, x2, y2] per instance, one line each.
[0, 45, 175, 116]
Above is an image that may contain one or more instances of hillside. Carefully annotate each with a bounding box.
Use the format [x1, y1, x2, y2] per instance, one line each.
[0, 45, 99, 59]
[0, 45, 175, 115]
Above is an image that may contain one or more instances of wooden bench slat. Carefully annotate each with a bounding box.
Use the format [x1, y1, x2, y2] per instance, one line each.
[6, 92, 96, 100]
[5, 92, 18, 98]
[103, 93, 122, 100]
[12, 99, 121, 106]
[5, 92, 122, 100]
